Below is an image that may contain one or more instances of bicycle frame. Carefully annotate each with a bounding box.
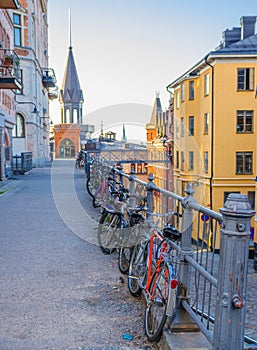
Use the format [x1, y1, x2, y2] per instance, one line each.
[145, 227, 166, 295]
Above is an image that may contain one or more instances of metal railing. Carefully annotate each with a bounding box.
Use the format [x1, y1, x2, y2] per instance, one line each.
[85, 153, 257, 349]
[0, 48, 22, 80]
[13, 152, 32, 175]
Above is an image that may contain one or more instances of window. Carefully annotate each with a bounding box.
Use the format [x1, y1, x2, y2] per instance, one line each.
[204, 113, 209, 134]
[189, 151, 194, 170]
[248, 191, 255, 210]
[176, 92, 180, 109]
[181, 83, 185, 102]
[189, 116, 194, 136]
[13, 13, 22, 47]
[12, 113, 25, 138]
[237, 68, 254, 91]
[236, 152, 253, 174]
[224, 192, 240, 205]
[181, 117, 184, 137]
[13, 69, 23, 94]
[176, 121, 180, 139]
[189, 81, 194, 100]
[204, 73, 209, 95]
[236, 110, 253, 133]
[176, 151, 179, 168]
[181, 151, 185, 170]
[204, 151, 208, 172]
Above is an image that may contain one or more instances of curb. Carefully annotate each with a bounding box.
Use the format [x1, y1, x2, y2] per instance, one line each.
[0, 178, 22, 196]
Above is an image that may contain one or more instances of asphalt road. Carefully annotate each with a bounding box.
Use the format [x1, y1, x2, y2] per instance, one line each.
[0, 160, 157, 350]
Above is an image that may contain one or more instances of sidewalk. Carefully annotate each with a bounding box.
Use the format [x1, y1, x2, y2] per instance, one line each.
[0, 176, 22, 195]
[1, 164, 256, 350]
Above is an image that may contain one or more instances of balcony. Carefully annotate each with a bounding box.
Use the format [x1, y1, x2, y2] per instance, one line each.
[0, 0, 19, 9]
[0, 49, 22, 90]
[42, 68, 57, 88]
[48, 86, 59, 100]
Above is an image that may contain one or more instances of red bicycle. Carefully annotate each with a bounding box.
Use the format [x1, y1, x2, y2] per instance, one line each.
[128, 213, 181, 341]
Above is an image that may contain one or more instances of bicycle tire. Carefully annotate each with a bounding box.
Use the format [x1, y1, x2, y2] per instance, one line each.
[128, 236, 149, 297]
[118, 247, 132, 274]
[144, 263, 170, 342]
[118, 215, 145, 274]
[86, 178, 94, 197]
[86, 178, 96, 198]
[92, 197, 101, 208]
[98, 210, 120, 254]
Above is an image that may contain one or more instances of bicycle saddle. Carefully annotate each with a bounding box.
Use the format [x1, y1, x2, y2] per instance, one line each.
[163, 224, 181, 241]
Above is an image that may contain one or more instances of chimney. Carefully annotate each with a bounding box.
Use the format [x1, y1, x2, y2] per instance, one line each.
[240, 16, 256, 39]
[222, 27, 241, 47]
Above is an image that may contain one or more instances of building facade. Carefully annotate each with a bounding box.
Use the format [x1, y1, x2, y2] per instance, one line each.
[0, 0, 21, 180]
[12, 0, 57, 168]
[146, 92, 174, 214]
[167, 16, 257, 249]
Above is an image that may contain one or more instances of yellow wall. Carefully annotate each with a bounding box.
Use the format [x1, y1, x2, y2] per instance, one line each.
[172, 58, 257, 247]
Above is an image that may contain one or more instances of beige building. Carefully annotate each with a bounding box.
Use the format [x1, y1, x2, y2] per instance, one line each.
[0, 0, 21, 179]
[12, 0, 57, 168]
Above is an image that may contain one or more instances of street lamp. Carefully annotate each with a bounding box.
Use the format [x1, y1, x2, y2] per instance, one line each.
[14, 95, 40, 114]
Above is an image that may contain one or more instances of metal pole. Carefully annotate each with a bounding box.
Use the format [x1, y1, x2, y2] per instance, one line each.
[118, 163, 123, 186]
[213, 193, 255, 350]
[146, 172, 155, 218]
[170, 182, 199, 332]
[129, 169, 136, 207]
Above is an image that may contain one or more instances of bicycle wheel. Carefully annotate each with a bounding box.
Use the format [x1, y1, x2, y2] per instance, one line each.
[92, 196, 101, 208]
[128, 236, 149, 297]
[86, 178, 95, 197]
[144, 263, 170, 342]
[98, 210, 120, 254]
[118, 215, 145, 274]
[118, 247, 132, 274]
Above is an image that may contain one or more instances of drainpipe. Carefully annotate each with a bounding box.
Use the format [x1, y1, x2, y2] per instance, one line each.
[204, 54, 214, 210]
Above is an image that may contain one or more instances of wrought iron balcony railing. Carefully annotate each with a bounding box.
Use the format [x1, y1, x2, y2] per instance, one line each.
[48, 86, 59, 100]
[0, 49, 22, 90]
[42, 67, 57, 88]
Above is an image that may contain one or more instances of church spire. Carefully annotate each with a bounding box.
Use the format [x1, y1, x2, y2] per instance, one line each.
[122, 123, 127, 143]
[69, 8, 72, 49]
[59, 10, 84, 124]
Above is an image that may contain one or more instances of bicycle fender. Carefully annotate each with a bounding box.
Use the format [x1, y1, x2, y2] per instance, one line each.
[166, 263, 178, 319]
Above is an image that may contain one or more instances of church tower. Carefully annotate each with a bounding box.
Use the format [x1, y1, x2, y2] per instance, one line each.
[59, 12, 84, 125]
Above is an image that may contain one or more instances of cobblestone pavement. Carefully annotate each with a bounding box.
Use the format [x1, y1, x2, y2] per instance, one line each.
[0, 163, 158, 350]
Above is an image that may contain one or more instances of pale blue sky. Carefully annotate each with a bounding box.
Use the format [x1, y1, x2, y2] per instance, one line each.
[48, 1, 257, 137]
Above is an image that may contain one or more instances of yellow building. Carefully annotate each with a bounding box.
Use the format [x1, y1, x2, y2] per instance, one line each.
[167, 16, 257, 250]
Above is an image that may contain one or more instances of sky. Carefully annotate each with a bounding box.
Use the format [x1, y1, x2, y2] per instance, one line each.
[48, 0, 257, 140]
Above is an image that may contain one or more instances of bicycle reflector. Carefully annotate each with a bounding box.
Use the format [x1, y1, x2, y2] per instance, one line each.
[170, 279, 178, 289]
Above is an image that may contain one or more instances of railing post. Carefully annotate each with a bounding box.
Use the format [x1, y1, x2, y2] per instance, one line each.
[170, 182, 199, 331]
[21, 152, 25, 174]
[146, 172, 155, 218]
[213, 193, 255, 350]
[129, 168, 136, 207]
[117, 163, 123, 186]
[85, 152, 90, 178]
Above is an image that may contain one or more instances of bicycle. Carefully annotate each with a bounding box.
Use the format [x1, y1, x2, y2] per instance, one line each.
[86, 161, 114, 208]
[75, 151, 85, 170]
[98, 182, 147, 274]
[127, 212, 181, 342]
